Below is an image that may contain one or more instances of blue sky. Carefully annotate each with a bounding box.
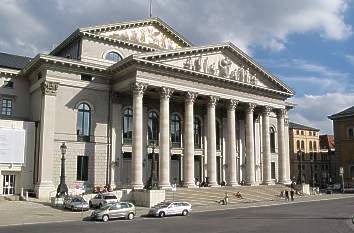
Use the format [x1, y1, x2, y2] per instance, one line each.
[0, 0, 353, 134]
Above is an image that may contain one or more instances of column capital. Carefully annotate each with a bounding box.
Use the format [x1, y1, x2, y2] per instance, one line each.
[160, 87, 174, 99]
[131, 82, 148, 97]
[262, 106, 273, 116]
[276, 108, 287, 119]
[246, 102, 256, 113]
[185, 91, 198, 103]
[227, 99, 239, 110]
[111, 92, 119, 104]
[207, 96, 219, 107]
[40, 81, 59, 96]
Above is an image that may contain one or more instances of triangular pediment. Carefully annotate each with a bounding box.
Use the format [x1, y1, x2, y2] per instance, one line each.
[80, 18, 191, 50]
[135, 44, 294, 95]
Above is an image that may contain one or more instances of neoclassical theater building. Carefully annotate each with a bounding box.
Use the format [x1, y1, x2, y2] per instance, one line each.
[0, 18, 294, 199]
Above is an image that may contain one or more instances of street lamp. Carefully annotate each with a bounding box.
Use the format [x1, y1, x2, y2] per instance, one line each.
[145, 142, 158, 190]
[297, 149, 304, 184]
[310, 157, 315, 187]
[56, 142, 68, 197]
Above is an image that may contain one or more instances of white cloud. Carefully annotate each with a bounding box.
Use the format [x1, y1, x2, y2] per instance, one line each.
[289, 93, 354, 134]
[345, 54, 354, 65]
[0, 0, 352, 56]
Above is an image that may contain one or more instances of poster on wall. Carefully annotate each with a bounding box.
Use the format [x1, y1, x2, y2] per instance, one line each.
[0, 128, 26, 164]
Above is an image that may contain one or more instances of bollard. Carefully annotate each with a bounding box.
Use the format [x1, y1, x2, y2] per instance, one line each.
[25, 191, 29, 201]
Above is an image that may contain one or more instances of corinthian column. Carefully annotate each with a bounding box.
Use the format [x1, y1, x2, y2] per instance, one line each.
[226, 99, 239, 186]
[277, 108, 290, 184]
[131, 82, 147, 189]
[245, 103, 256, 185]
[183, 92, 198, 187]
[207, 96, 219, 186]
[262, 106, 273, 185]
[159, 87, 174, 188]
[35, 81, 59, 199]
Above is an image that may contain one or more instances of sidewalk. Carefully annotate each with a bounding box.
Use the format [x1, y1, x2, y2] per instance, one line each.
[0, 193, 353, 227]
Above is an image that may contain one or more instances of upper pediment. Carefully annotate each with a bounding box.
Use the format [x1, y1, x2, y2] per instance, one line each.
[80, 18, 192, 50]
[135, 44, 294, 96]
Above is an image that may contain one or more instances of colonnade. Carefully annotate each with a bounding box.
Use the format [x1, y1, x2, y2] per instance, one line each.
[127, 82, 290, 188]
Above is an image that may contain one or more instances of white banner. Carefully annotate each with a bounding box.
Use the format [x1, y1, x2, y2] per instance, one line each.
[0, 127, 26, 163]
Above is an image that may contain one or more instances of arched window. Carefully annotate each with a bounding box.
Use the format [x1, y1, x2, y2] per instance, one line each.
[194, 117, 202, 149]
[123, 108, 133, 144]
[105, 51, 123, 62]
[309, 141, 313, 151]
[216, 120, 221, 150]
[148, 111, 159, 144]
[349, 128, 354, 139]
[171, 113, 181, 147]
[270, 127, 276, 153]
[301, 140, 305, 150]
[77, 103, 91, 142]
[296, 140, 300, 150]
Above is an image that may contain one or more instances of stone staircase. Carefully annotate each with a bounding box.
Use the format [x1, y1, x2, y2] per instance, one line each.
[165, 184, 287, 206]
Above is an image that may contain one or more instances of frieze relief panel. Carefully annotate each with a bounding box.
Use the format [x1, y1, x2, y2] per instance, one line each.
[100, 25, 182, 50]
[160, 53, 267, 87]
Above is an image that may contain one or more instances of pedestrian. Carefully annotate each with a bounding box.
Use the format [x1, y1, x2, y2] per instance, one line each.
[285, 190, 289, 201]
[290, 189, 295, 201]
[224, 192, 229, 205]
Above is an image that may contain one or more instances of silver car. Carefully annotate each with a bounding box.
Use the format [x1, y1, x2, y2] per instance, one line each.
[91, 202, 136, 222]
[148, 202, 192, 217]
[89, 193, 118, 208]
[64, 196, 89, 211]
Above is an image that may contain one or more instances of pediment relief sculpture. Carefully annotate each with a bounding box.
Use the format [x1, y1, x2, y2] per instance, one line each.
[100, 25, 181, 50]
[181, 55, 257, 85]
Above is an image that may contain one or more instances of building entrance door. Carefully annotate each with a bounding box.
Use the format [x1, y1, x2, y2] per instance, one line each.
[194, 156, 202, 182]
[170, 155, 181, 184]
[2, 174, 15, 195]
[216, 156, 221, 184]
[121, 152, 132, 187]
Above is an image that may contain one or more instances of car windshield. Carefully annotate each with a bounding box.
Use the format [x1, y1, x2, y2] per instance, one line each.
[72, 198, 84, 202]
[104, 195, 117, 200]
[100, 204, 112, 210]
[157, 202, 171, 208]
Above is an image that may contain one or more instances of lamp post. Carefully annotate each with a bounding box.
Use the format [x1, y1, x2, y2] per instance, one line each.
[56, 142, 68, 197]
[310, 158, 314, 187]
[146, 142, 158, 190]
[297, 149, 303, 184]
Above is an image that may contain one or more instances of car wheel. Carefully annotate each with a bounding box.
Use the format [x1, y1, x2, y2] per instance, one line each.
[159, 211, 165, 218]
[102, 215, 109, 222]
[182, 210, 188, 216]
[89, 201, 93, 208]
[127, 213, 134, 220]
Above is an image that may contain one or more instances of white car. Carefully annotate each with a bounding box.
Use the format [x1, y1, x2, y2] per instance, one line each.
[89, 193, 118, 208]
[148, 202, 192, 217]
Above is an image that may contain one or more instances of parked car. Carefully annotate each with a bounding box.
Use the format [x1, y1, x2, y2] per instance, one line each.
[64, 196, 89, 211]
[91, 202, 136, 222]
[89, 193, 118, 208]
[148, 202, 192, 217]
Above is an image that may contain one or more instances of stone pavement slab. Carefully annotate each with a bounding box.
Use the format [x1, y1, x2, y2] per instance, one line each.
[0, 193, 353, 227]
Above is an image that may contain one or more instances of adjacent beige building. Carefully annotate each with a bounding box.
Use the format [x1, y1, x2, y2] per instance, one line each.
[0, 18, 294, 199]
[329, 106, 354, 186]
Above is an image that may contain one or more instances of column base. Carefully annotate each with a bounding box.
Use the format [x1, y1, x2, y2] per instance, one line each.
[35, 181, 56, 200]
[208, 182, 220, 187]
[226, 182, 240, 186]
[262, 181, 275, 185]
[183, 182, 196, 188]
[131, 183, 144, 189]
[158, 183, 172, 189]
[245, 182, 257, 186]
[278, 179, 292, 185]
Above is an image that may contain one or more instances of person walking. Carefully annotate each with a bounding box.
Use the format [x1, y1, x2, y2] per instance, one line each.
[290, 189, 295, 201]
[285, 190, 289, 201]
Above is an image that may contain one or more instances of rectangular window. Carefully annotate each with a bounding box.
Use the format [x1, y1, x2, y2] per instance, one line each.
[81, 74, 93, 81]
[1, 98, 12, 116]
[77, 156, 88, 181]
[2, 81, 14, 88]
[271, 162, 276, 179]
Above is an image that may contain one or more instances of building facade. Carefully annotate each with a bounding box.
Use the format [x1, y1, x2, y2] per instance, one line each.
[329, 106, 354, 186]
[0, 18, 294, 199]
[319, 135, 336, 184]
[288, 122, 327, 186]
